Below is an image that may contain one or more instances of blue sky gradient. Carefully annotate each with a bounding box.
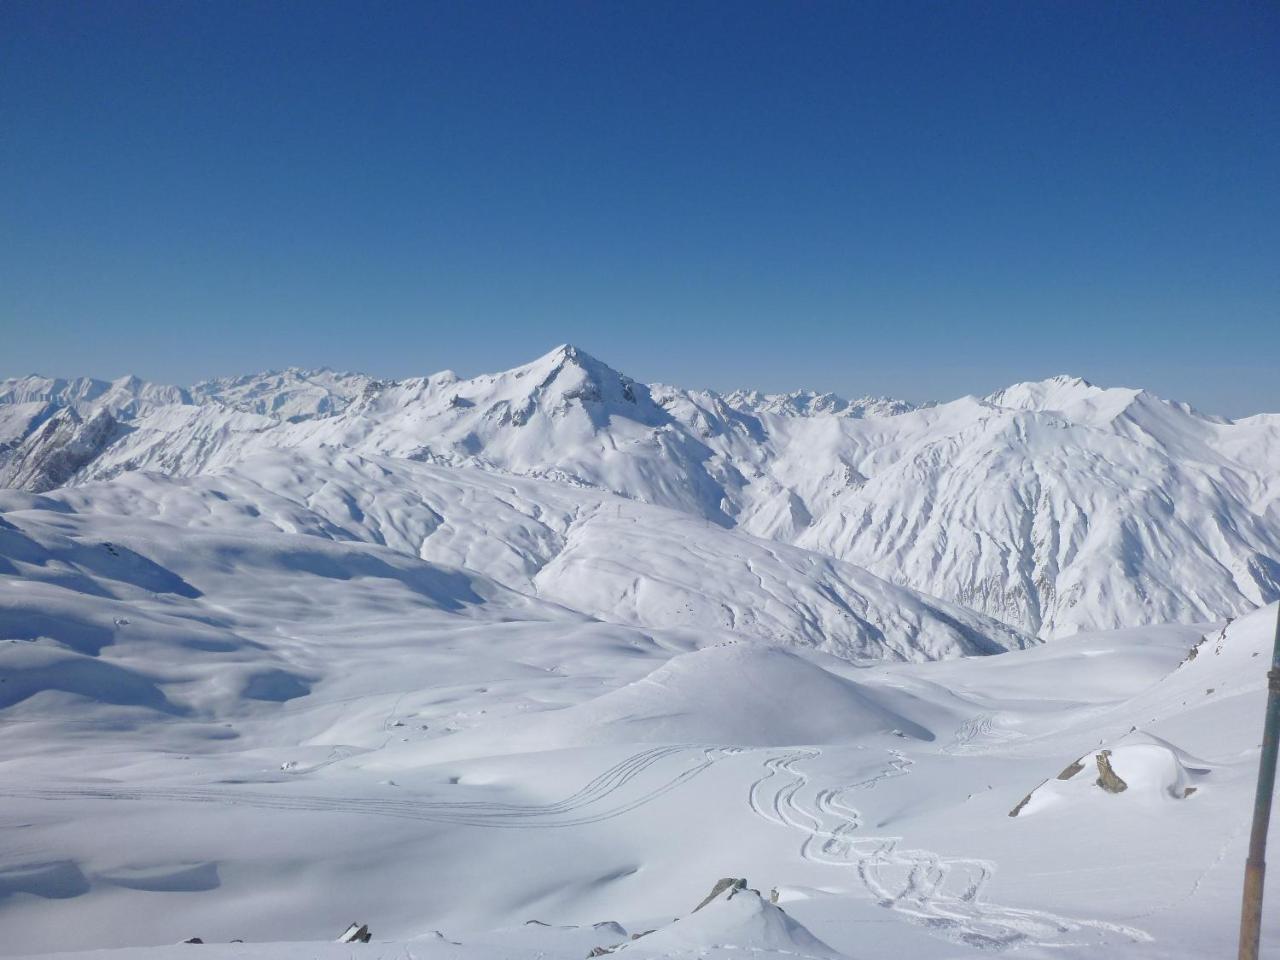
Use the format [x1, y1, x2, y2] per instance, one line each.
[2, 2, 1277, 414]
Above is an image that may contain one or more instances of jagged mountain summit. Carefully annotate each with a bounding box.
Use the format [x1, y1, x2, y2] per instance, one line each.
[718, 388, 922, 419]
[190, 367, 384, 420]
[3, 344, 1278, 638]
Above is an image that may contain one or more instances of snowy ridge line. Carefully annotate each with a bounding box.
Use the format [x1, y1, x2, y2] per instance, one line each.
[748, 749, 1152, 950]
[0, 746, 728, 829]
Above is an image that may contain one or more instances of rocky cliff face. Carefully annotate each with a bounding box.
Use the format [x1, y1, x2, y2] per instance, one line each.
[0, 406, 119, 493]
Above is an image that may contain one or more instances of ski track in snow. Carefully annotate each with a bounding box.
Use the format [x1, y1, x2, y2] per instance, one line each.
[1, 745, 727, 829]
[944, 714, 995, 754]
[942, 714, 1025, 756]
[748, 749, 1152, 951]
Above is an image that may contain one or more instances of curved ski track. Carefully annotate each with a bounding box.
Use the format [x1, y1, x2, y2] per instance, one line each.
[2, 745, 727, 829]
[748, 749, 1151, 951]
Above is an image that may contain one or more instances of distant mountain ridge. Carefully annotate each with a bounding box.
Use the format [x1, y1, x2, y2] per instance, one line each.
[4, 344, 1279, 638]
[717, 388, 924, 419]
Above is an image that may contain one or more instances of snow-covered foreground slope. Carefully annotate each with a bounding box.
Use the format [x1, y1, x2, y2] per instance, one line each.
[5, 346, 1280, 636]
[1, 469, 1275, 960]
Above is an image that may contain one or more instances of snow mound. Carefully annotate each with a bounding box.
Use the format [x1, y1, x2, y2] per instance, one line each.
[426, 644, 933, 759]
[1014, 734, 1210, 817]
[623, 882, 842, 958]
[1099, 741, 1207, 800]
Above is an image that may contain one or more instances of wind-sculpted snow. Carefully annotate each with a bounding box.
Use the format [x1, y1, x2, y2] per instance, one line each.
[4, 348, 1279, 636]
[409, 645, 935, 761]
[0, 486, 596, 733]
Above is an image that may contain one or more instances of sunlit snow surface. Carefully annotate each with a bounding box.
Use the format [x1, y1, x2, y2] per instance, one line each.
[0, 349, 1277, 959]
[0, 473, 1272, 958]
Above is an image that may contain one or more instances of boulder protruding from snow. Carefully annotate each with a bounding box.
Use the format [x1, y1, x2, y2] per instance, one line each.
[1009, 735, 1211, 817]
[693, 877, 747, 913]
[337, 922, 372, 943]
[619, 883, 842, 958]
[1095, 750, 1129, 794]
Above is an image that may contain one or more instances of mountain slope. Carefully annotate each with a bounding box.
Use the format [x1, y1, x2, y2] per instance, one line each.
[21, 451, 1027, 661]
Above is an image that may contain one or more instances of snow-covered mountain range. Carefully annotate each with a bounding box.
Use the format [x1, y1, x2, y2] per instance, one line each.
[3, 345, 1277, 959]
[5, 344, 1277, 639]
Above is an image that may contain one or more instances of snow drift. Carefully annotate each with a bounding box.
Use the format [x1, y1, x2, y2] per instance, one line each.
[416, 643, 933, 760]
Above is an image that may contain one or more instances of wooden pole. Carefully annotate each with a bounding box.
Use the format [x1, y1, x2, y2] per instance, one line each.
[1239, 603, 1280, 960]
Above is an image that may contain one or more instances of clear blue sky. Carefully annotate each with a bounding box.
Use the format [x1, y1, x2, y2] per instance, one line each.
[2, 2, 1277, 414]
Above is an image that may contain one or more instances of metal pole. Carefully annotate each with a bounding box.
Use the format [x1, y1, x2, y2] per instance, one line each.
[1239, 603, 1280, 960]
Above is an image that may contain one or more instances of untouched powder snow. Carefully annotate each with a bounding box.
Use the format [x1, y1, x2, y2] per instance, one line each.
[405, 643, 934, 761]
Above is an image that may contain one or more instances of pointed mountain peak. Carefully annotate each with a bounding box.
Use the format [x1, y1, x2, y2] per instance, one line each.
[550, 342, 589, 363]
[527, 343, 612, 376]
[1042, 373, 1095, 390]
[461, 344, 661, 428]
[511, 344, 633, 392]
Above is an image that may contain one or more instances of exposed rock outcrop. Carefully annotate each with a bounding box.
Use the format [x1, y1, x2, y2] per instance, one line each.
[0, 406, 118, 492]
[693, 877, 747, 912]
[1095, 750, 1129, 794]
[336, 922, 372, 943]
